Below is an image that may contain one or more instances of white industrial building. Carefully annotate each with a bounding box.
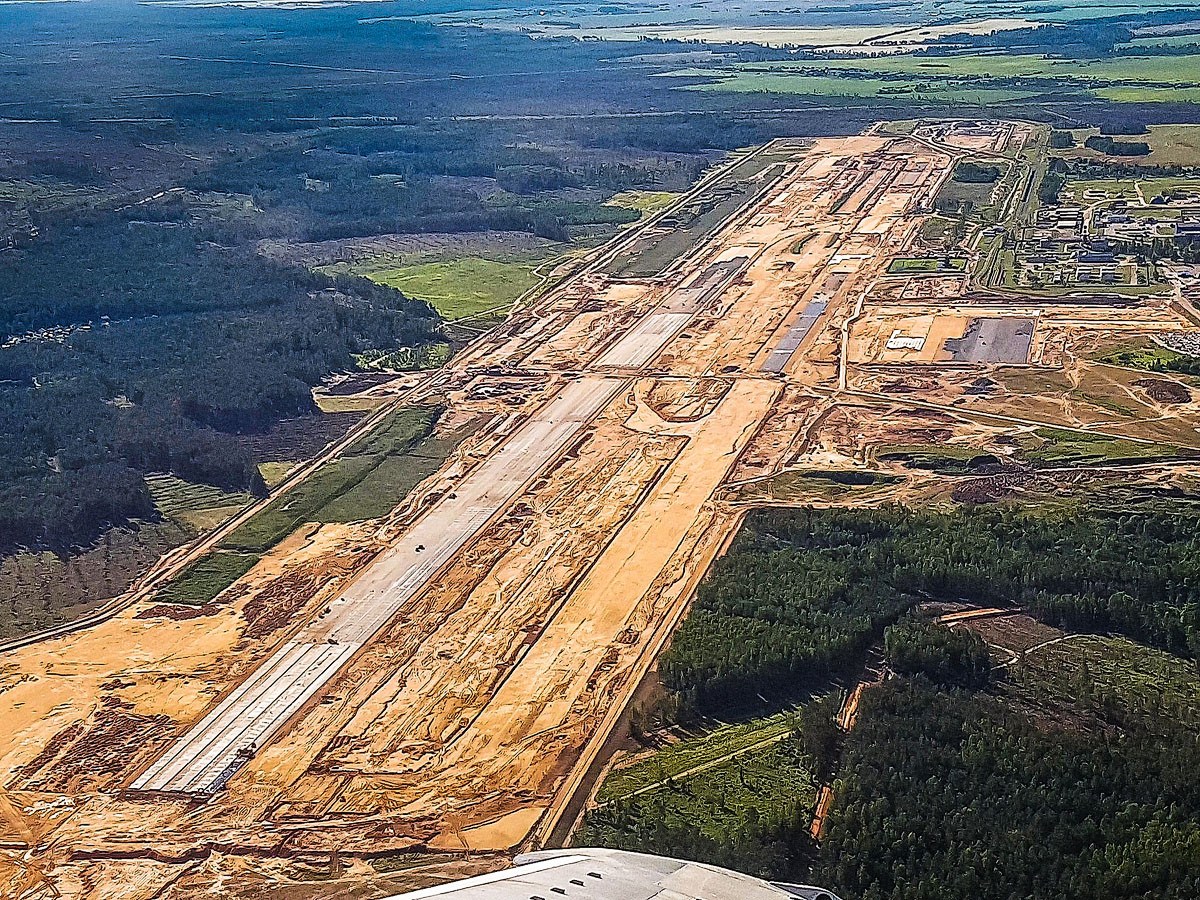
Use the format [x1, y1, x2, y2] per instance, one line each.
[383, 849, 844, 900]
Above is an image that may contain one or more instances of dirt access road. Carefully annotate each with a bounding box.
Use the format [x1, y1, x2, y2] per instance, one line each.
[0, 131, 956, 899]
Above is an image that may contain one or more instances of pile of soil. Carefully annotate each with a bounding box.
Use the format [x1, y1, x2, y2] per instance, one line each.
[1133, 378, 1191, 405]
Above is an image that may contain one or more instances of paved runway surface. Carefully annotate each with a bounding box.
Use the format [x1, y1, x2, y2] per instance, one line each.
[762, 300, 828, 373]
[945, 316, 1034, 364]
[132, 376, 626, 795]
[597, 257, 750, 369]
[134, 200, 755, 797]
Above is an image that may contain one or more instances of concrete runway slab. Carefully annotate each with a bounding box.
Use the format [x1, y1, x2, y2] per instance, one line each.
[132, 376, 626, 795]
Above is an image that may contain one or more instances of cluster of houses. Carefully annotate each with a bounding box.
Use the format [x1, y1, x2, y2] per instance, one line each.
[1096, 207, 1200, 246]
[1013, 183, 1200, 289]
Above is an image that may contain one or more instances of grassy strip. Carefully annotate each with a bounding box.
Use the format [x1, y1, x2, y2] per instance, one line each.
[157, 550, 261, 606]
[737, 469, 900, 502]
[152, 404, 470, 606]
[220, 405, 441, 553]
[880, 429, 1195, 473]
[596, 711, 798, 804]
[603, 149, 791, 278]
[316, 428, 471, 522]
[677, 70, 1034, 104]
[785, 52, 1200, 87]
[606, 190, 681, 215]
[1021, 428, 1195, 467]
[887, 257, 967, 274]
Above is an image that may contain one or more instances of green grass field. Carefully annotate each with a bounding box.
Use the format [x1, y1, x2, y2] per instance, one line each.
[316, 427, 472, 522]
[359, 257, 542, 320]
[221, 406, 444, 553]
[675, 69, 1034, 103]
[606, 190, 681, 215]
[1136, 125, 1200, 166]
[144, 473, 255, 532]
[1019, 428, 1194, 466]
[817, 52, 1200, 84]
[1057, 125, 1200, 166]
[220, 457, 377, 553]
[596, 711, 800, 804]
[580, 733, 817, 848]
[157, 550, 261, 606]
[888, 257, 967, 274]
[1098, 341, 1190, 370]
[667, 51, 1200, 106]
[1095, 86, 1200, 103]
[1064, 178, 1141, 202]
[1129, 33, 1200, 49]
[258, 461, 297, 488]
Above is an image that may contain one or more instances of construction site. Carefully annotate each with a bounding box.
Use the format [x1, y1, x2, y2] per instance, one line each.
[4, 121, 1200, 900]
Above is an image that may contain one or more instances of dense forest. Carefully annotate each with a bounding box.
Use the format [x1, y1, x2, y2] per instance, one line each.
[0, 215, 439, 552]
[1040, 159, 1069, 204]
[817, 677, 1200, 900]
[185, 129, 668, 243]
[882, 620, 992, 689]
[0, 217, 424, 335]
[586, 666, 1200, 900]
[952, 161, 1000, 184]
[660, 506, 1200, 713]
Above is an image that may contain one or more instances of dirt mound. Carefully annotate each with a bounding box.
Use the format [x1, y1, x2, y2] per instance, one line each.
[18, 699, 174, 792]
[238, 547, 375, 640]
[135, 603, 220, 621]
[1133, 378, 1191, 405]
[951, 472, 1031, 504]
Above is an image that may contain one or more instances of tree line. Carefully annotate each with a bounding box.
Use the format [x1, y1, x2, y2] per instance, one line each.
[0, 215, 440, 553]
[660, 506, 1200, 714]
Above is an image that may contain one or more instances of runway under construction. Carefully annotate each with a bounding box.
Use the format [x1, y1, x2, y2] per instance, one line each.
[7, 123, 1198, 900]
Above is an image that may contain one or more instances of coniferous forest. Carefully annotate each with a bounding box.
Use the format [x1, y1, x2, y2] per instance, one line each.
[662, 506, 1200, 710]
[818, 677, 1200, 900]
[0, 218, 439, 552]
